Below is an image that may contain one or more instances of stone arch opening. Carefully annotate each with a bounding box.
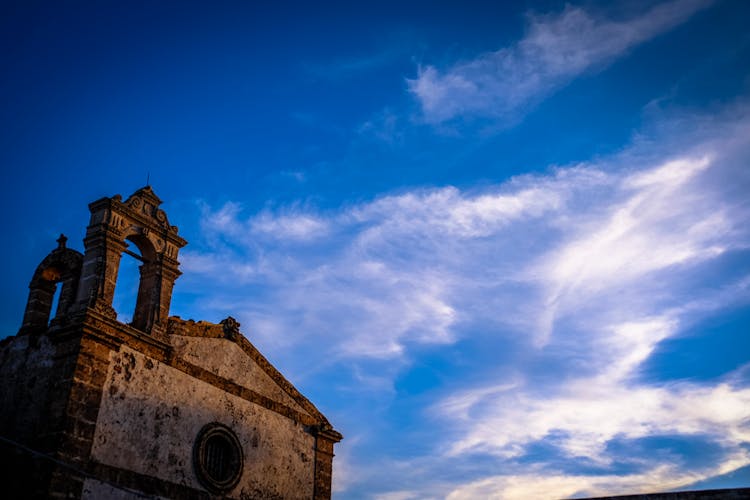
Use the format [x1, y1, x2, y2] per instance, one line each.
[112, 229, 162, 331]
[20, 236, 83, 334]
[49, 272, 63, 323]
[112, 242, 141, 324]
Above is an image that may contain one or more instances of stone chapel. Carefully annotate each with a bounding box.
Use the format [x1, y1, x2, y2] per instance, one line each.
[0, 186, 342, 499]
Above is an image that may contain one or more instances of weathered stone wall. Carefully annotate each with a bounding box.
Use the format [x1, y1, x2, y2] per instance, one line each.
[171, 335, 308, 414]
[0, 332, 81, 498]
[0, 335, 59, 441]
[82, 479, 169, 500]
[88, 344, 316, 499]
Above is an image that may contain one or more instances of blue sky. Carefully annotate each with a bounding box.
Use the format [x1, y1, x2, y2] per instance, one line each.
[2, 0, 750, 498]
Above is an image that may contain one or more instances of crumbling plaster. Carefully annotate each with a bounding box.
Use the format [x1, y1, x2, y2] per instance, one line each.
[90, 344, 315, 499]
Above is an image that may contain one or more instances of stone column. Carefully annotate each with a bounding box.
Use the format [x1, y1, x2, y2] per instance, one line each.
[47, 336, 113, 499]
[20, 280, 56, 333]
[74, 199, 128, 319]
[313, 428, 343, 500]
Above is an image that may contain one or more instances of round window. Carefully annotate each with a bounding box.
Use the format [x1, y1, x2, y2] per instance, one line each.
[193, 423, 243, 494]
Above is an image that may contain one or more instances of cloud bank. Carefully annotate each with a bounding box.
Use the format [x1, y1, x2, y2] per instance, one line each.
[179, 103, 750, 498]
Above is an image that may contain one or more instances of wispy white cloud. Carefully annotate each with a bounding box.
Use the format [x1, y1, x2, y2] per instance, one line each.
[372, 491, 423, 500]
[183, 181, 568, 358]
[179, 103, 750, 498]
[425, 109, 750, 496]
[440, 362, 750, 460]
[199, 201, 329, 244]
[250, 211, 329, 240]
[529, 154, 725, 345]
[408, 0, 713, 124]
[446, 453, 750, 500]
[184, 106, 750, 363]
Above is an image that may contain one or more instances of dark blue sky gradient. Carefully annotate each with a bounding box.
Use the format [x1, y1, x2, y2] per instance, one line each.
[2, 1, 750, 498]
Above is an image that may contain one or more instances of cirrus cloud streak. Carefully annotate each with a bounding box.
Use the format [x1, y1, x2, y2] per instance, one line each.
[408, 0, 713, 125]
[179, 104, 750, 498]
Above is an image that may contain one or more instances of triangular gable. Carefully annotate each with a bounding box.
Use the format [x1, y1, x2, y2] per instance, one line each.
[168, 317, 331, 427]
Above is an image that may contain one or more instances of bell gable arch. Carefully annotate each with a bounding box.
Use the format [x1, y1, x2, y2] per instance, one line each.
[19, 235, 83, 335]
[73, 186, 187, 336]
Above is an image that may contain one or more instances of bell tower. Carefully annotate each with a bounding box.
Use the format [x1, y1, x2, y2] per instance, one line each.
[73, 186, 187, 336]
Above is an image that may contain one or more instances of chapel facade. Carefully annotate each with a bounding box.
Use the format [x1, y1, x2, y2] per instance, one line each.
[0, 186, 342, 499]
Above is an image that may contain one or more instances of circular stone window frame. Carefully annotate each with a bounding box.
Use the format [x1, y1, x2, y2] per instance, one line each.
[193, 422, 244, 494]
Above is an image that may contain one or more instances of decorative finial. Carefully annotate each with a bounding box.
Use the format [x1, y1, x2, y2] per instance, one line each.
[146, 172, 150, 186]
[56, 234, 67, 249]
[221, 316, 241, 341]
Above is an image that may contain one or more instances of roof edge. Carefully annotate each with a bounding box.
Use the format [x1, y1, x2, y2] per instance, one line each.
[167, 316, 338, 433]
